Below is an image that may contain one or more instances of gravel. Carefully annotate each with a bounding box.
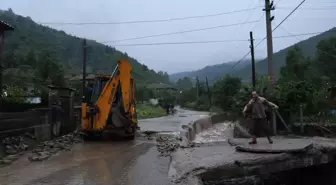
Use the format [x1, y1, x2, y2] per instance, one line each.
[155, 133, 194, 157]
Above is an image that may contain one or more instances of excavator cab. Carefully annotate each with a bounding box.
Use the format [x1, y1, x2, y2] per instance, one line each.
[81, 59, 138, 139]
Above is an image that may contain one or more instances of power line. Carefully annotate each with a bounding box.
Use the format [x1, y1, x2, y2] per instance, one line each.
[231, 0, 306, 69]
[225, 0, 262, 60]
[37, 7, 262, 25]
[113, 39, 249, 46]
[112, 32, 330, 47]
[279, 27, 336, 59]
[277, 6, 336, 10]
[102, 20, 261, 43]
[3, 31, 329, 47]
[272, 0, 306, 32]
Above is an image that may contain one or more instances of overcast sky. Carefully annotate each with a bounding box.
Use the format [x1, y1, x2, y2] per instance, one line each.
[1, 0, 336, 73]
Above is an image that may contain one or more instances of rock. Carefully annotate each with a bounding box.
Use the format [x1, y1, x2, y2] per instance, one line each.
[50, 148, 61, 154]
[33, 147, 43, 153]
[63, 145, 71, 151]
[5, 145, 17, 155]
[156, 134, 182, 157]
[27, 131, 82, 162]
[5, 154, 20, 161]
[2, 158, 13, 165]
[45, 141, 55, 148]
[19, 143, 28, 151]
[28, 151, 51, 162]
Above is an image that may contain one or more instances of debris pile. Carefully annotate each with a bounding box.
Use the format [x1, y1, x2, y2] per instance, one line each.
[28, 132, 82, 162]
[156, 134, 181, 157]
[156, 133, 193, 157]
[3, 136, 29, 155]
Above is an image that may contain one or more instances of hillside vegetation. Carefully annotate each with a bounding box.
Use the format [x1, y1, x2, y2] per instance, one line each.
[170, 27, 336, 82]
[1, 8, 169, 90]
[233, 27, 336, 80]
[169, 60, 250, 83]
[176, 36, 336, 129]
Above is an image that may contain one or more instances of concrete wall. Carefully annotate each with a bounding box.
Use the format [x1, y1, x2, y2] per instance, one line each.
[0, 110, 51, 141]
[180, 113, 240, 141]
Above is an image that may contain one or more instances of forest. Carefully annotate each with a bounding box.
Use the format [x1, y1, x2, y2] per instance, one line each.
[0, 9, 169, 101]
[176, 36, 336, 127]
[170, 27, 336, 83]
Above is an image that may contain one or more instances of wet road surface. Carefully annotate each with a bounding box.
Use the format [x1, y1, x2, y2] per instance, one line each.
[0, 141, 174, 185]
[0, 108, 206, 185]
[139, 108, 209, 133]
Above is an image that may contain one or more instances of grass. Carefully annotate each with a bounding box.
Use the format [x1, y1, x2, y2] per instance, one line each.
[136, 104, 166, 119]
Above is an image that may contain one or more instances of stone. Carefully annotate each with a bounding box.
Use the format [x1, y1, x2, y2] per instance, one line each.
[19, 143, 28, 151]
[5, 154, 20, 161]
[2, 158, 13, 165]
[5, 145, 17, 155]
[50, 148, 61, 154]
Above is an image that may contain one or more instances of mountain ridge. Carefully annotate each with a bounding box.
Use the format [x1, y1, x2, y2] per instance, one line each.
[0, 8, 169, 84]
[169, 27, 336, 82]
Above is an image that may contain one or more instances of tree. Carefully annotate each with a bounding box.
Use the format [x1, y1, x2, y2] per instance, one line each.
[35, 51, 66, 87]
[176, 77, 193, 89]
[315, 37, 336, 84]
[212, 75, 242, 111]
[0, 9, 167, 88]
[278, 46, 311, 83]
[4, 86, 26, 103]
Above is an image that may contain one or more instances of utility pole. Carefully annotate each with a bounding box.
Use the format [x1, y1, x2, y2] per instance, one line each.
[82, 39, 87, 102]
[196, 77, 199, 101]
[263, 0, 275, 93]
[205, 77, 212, 108]
[249, 31, 256, 89]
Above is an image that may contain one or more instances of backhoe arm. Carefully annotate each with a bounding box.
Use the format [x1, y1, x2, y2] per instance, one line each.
[81, 59, 133, 131]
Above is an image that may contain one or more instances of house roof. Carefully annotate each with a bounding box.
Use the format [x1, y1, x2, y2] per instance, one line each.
[0, 21, 14, 31]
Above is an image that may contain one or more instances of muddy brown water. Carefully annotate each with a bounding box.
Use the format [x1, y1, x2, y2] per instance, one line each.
[0, 141, 175, 185]
[0, 108, 208, 185]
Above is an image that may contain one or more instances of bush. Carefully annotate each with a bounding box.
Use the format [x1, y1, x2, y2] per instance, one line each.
[136, 104, 166, 119]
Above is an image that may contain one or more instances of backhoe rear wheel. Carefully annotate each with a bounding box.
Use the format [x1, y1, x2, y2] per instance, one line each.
[82, 131, 103, 141]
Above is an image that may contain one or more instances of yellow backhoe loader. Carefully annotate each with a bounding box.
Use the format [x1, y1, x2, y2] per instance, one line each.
[80, 59, 138, 140]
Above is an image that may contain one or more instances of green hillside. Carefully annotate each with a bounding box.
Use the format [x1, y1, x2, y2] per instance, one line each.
[170, 27, 336, 83]
[0, 9, 169, 85]
[169, 60, 250, 83]
[232, 27, 336, 80]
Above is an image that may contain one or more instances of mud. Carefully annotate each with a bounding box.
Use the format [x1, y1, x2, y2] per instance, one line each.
[0, 108, 207, 185]
[0, 141, 175, 185]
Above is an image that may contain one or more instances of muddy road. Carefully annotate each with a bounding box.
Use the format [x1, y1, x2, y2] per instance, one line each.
[0, 108, 208, 185]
